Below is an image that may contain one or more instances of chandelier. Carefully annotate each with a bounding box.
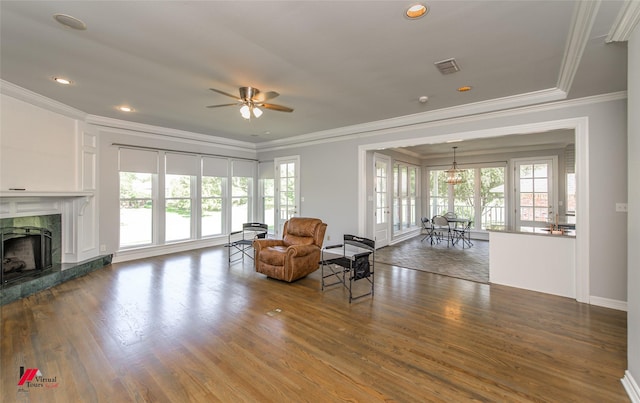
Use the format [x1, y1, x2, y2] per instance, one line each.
[445, 146, 464, 185]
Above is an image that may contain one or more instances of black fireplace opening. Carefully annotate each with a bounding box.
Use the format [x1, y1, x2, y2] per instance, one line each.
[1, 227, 53, 284]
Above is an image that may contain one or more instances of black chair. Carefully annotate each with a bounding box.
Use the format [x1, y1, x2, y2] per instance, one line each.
[420, 217, 436, 244]
[452, 219, 473, 248]
[321, 234, 375, 303]
[226, 223, 268, 263]
[432, 215, 454, 247]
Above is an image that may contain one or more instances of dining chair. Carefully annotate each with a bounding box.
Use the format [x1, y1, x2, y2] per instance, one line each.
[432, 215, 453, 247]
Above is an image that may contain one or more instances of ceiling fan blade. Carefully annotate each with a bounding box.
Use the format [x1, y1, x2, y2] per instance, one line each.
[253, 91, 279, 102]
[261, 103, 294, 112]
[206, 103, 239, 108]
[209, 88, 241, 100]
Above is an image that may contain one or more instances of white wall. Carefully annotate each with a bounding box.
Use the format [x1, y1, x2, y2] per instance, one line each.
[625, 24, 640, 401]
[0, 94, 79, 191]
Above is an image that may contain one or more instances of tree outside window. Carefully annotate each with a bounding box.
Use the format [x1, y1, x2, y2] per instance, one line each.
[119, 172, 153, 247]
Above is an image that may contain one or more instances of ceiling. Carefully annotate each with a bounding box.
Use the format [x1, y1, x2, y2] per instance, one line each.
[0, 1, 629, 148]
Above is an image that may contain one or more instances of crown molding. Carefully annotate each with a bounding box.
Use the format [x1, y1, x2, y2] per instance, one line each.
[256, 90, 626, 154]
[607, 0, 640, 42]
[0, 79, 86, 120]
[86, 115, 257, 153]
[256, 87, 567, 152]
[557, 0, 601, 92]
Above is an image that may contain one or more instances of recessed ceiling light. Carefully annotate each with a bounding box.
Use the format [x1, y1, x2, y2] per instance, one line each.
[117, 106, 133, 112]
[419, 95, 429, 103]
[457, 86, 473, 92]
[405, 3, 428, 19]
[53, 77, 72, 85]
[53, 14, 87, 30]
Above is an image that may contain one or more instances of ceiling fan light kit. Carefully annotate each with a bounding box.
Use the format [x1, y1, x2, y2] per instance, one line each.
[207, 86, 293, 120]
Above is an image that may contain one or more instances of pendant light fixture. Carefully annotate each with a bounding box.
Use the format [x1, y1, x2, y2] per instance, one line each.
[445, 146, 464, 185]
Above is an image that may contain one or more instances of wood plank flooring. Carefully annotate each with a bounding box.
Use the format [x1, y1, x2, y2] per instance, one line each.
[1, 246, 628, 402]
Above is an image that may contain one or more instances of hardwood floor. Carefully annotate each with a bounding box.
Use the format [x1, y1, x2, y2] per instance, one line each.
[1, 246, 628, 402]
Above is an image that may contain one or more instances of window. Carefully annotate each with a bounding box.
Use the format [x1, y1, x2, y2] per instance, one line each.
[262, 178, 275, 232]
[165, 174, 193, 242]
[393, 162, 419, 234]
[201, 176, 224, 237]
[479, 167, 505, 229]
[118, 148, 158, 248]
[566, 173, 576, 215]
[231, 176, 252, 232]
[202, 156, 228, 237]
[429, 165, 505, 230]
[118, 148, 259, 251]
[231, 159, 255, 232]
[119, 172, 154, 247]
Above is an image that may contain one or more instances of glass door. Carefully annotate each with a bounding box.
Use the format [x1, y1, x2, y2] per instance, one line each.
[274, 156, 299, 238]
[514, 157, 556, 231]
[374, 154, 391, 248]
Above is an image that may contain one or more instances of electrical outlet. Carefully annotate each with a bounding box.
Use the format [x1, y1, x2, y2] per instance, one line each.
[615, 203, 628, 213]
[327, 235, 331, 241]
[100, 244, 107, 252]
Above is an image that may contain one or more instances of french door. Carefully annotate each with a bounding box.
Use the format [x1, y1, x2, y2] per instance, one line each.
[514, 157, 557, 230]
[274, 156, 299, 238]
[374, 154, 391, 248]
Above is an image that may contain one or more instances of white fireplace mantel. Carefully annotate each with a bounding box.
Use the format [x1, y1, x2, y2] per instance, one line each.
[0, 191, 94, 219]
[0, 191, 93, 198]
[1, 191, 98, 264]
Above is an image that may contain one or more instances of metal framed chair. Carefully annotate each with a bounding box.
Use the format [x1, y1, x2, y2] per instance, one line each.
[226, 222, 268, 263]
[432, 215, 454, 247]
[452, 218, 473, 248]
[420, 217, 436, 244]
[321, 234, 375, 303]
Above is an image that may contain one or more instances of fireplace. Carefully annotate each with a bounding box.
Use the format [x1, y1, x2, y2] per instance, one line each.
[2, 226, 53, 284]
[0, 214, 61, 285]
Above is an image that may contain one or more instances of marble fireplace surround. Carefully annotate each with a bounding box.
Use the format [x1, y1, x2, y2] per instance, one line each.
[0, 192, 112, 305]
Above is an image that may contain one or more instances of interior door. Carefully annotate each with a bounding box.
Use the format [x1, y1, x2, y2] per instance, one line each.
[514, 157, 556, 230]
[274, 156, 299, 238]
[374, 154, 391, 248]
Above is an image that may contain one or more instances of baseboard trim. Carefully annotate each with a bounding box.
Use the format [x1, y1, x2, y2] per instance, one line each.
[113, 238, 227, 263]
[589, 296, 627, 311]
[622, 371, 640, 403]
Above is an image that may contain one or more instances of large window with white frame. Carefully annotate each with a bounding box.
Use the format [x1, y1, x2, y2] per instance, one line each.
[429, 164, 505, 230]
[393, 162, 419, 234]
[231, 160, 255, 232]
[118, 147, 258, 250]
[165, 153, 199, 242]
[118, 148, 158, 248]
[202, 156, 228, 237]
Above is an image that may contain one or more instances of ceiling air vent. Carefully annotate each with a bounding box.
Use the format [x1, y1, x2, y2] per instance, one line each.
[434, 58, 460, 75]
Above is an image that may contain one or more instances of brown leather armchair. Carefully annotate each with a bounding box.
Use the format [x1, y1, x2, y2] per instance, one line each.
[253, 217, 327, 282]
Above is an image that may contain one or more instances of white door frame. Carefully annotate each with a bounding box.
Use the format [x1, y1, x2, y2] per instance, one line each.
[358, 117, 589, 303]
